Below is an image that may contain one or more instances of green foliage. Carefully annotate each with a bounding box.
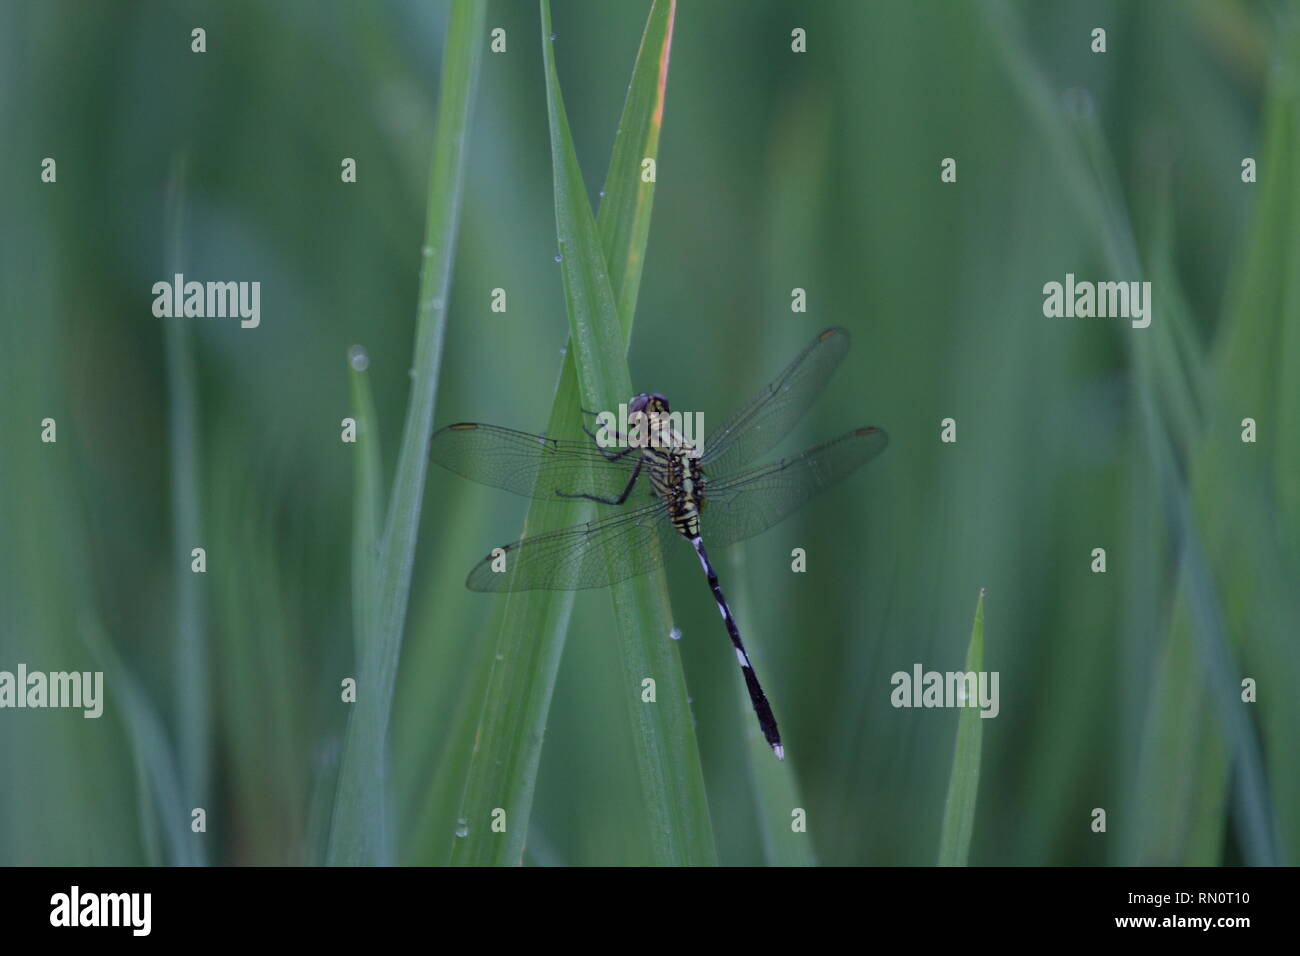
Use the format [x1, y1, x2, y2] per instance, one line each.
[1, 0, 1295, 867]
[328, 0, 488, 866]
[938, 591, 985, 867]
[451, 0, 713, 867]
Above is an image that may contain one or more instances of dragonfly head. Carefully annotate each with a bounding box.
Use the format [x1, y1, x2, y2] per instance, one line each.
[629, 392, 670, 415]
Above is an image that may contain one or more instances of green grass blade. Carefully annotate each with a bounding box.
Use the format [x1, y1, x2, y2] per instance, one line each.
[347, 345, 383, 663]
[328, 0, 486, 866]
[444, 406, 584, 867]
[450, 0, 706, 866]
[596, 0, 675, 322]
[334, 343, 384, 864]
[81, 616, 202, 867]
[938, 589, 985, 866]
[162, 153, 211, 821]
[541, 0, 714, 865]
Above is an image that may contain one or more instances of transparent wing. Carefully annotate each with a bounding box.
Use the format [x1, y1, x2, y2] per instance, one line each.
[429, 422, 642, 501]
[700, 427, 889, 549]
[701, 326, 851, 476]
[466, 500, 683, 592]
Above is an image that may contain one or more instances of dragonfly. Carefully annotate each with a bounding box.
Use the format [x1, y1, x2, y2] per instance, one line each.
[428, 326, 889, 760]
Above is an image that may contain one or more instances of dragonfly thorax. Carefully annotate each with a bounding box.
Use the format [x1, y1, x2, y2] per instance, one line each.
[626, 391, 692, 456]
[647, 445, 706, 539]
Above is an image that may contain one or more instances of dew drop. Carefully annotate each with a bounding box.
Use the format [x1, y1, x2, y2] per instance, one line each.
[454, 818, 469, 838]
[347, 344, 370, 372]
[554, 254, 563, 263]
[669, 626, 682, 641]
[550, 33, 557, 41]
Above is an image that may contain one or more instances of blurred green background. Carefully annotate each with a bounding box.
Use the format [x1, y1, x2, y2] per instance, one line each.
[2, 0, 1298, 866]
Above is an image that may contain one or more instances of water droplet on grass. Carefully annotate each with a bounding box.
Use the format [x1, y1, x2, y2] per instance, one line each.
[347, 345, 370, 371]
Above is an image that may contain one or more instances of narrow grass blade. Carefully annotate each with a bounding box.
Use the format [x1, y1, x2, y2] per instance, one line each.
[938, 589, 985, 866]
[162, 153, 210, 816]
[45, 489, 201, 865]
[81, 616, 202, 867]
[450, 0, 705, 866]
[596, 0, 675, 322]
[347, 344, 383, 663]
[541, 0, 713, 865]
[328, 0, 486, 866]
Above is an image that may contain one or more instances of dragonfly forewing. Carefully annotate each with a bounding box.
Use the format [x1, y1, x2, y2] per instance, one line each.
[429, 421, 644, 501]
[701, 326, 851, 477]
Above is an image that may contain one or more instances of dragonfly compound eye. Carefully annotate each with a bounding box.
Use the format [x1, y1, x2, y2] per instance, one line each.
[629, 392, 671, 413]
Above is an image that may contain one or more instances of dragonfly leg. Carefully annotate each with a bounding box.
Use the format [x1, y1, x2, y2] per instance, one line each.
[582, 423, 638, 460]
[555, 457, 643, 505]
